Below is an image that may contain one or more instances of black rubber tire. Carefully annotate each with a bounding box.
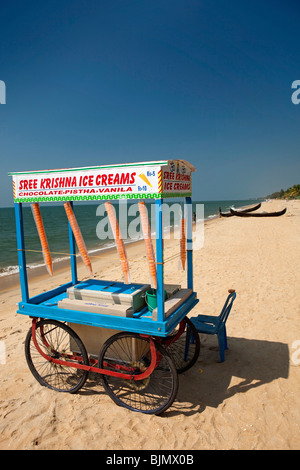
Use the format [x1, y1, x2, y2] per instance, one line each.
[162, 317, 200, 373]
[25, 319, 89, 393]
[98, 332, 178, 415]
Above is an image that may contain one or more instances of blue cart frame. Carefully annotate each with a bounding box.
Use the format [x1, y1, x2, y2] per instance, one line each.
[14, 197, 198, 337]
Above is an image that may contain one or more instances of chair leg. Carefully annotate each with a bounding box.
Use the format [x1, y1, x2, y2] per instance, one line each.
[224, 325, 228, 350]
[217, 327, 227, 362]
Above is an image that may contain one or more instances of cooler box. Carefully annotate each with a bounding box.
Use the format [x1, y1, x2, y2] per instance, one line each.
[66, 279, 150, 313]
[58, 297, 134, 317]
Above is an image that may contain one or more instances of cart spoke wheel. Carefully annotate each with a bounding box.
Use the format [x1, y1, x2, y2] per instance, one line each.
[162, 317, 200, 373]
[25, 320, 89, 393]
[98, 333, 178, 415]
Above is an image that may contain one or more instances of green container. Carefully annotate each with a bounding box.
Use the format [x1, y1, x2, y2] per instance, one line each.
[146, 288, 167, 312]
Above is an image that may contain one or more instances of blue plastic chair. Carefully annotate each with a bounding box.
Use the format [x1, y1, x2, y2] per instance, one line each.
[190, 290, 236, 362]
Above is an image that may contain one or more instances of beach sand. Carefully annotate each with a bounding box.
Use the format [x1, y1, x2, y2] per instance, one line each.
[0, 199, 299, 450]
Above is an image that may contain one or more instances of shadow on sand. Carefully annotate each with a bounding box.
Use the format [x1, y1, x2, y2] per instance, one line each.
[170, 335, 290, 416]
[78, 335, 289, 417]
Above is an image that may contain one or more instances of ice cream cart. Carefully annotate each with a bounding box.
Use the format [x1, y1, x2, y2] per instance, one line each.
[9, 160, 200, 414]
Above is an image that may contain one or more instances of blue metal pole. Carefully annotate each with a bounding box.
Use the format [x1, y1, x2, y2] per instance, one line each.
[14, 203, 29, 302]
[185, 196, 193, 290]
[68, 201, 78, 284]
[155, 199, 164, 322]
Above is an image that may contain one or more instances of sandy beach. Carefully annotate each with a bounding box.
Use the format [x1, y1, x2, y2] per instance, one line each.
[0, 199, 299, 450]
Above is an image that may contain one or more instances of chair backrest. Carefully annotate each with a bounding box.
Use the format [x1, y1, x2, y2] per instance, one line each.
[217, 290, 236, 328]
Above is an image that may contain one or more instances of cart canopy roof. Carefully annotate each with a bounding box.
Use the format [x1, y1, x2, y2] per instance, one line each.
[9, 159, 196, 203]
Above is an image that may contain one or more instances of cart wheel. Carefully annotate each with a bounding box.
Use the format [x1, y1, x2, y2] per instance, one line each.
[98, 332, 178, 415]
[162, 317, 200, 373]
[25, 320, 89, 393]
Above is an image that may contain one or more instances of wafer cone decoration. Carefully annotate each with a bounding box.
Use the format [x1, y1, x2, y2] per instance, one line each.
[138, 201, 157, 289]
[64, 202, 93, 277]
[105, 202, 130, 284]
[179, 218, 186, 271]
[139, 173, 152, 188]
[31, 203, 53, 276]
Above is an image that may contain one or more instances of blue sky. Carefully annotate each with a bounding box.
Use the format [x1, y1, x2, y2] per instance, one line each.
[0, 0, 299, 206]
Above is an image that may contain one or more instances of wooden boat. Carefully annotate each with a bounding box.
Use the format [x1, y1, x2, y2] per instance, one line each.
[219, 203, 261, 217]
[230, 207, 287, 217]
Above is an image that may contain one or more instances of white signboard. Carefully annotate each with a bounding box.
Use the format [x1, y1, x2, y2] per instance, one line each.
[10, 160, 194, 203]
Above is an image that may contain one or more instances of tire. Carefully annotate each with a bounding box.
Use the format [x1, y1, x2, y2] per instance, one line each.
[98, 332, 178, 415]
[25, 319, 89, 393]
[162, 317, 200, 373]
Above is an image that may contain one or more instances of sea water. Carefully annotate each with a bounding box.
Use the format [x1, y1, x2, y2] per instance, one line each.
[0, 199, 259, 277]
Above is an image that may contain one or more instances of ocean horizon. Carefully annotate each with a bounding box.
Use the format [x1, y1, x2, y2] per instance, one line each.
[0, 199, 260, 278]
